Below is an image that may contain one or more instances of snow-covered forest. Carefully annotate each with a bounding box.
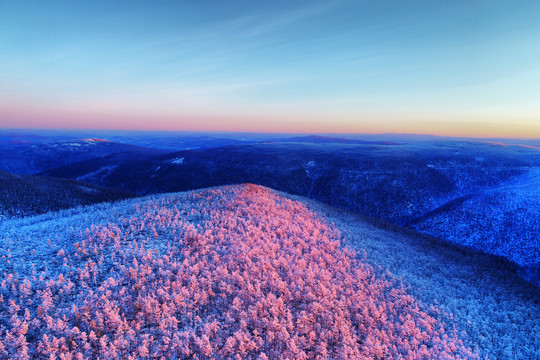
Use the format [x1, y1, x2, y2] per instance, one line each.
[31, 140, 540, 285]
[0, 185, 476, 359]
[0, 171, 133, 219]
[1, 185, 538, 359]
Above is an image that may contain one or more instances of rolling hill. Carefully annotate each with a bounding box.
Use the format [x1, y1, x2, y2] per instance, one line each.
[0, 185, 537, 358]
[270, 135, 400, 145]
[0, 138, 165, 175]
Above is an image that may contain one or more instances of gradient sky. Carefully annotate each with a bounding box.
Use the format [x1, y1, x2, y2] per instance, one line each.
[1, 0, 540, 137]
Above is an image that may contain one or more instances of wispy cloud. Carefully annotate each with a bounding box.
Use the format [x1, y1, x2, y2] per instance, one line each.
[233, 1, 345, 38]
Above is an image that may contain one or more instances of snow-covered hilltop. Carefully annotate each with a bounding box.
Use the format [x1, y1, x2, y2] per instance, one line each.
[1, 185, 538, 359]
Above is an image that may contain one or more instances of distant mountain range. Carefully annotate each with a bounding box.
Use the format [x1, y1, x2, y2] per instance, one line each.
[0, 138, 166, 174]
[269, 135, 400, 145]
[0, 134, 398, 175]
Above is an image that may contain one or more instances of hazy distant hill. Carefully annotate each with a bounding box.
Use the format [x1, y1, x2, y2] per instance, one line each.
[106, 134, 255, 151]
[0, 138, 165, 174]
[271, 134, 400, 145]
[0, 171, 134, 218]
[0, 185, 537, 358]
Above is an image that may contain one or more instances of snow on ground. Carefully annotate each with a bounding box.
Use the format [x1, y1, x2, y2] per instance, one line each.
[76, 165, 118, 181]
[167, 157, 184, 165]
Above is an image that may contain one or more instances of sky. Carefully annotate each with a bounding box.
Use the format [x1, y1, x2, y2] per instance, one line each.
[1, 0, 540, 137]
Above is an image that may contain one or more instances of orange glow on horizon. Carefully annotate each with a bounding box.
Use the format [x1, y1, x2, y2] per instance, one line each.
[1, 103, 539, 139]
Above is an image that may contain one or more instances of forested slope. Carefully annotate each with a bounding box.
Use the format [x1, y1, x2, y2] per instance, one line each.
[288, 193, 540, 359]
[0, 184, 477, 359]
[1, 185, 538, 358]
[0, 171, 134, 219]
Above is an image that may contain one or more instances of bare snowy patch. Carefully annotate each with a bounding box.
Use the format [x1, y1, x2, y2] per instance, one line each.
[167, 157, 184, 165]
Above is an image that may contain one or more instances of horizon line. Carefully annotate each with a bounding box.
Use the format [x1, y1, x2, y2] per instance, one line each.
[1, 126, 540, 141]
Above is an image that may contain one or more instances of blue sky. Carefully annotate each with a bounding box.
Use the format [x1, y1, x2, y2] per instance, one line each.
[1, 0, 539, 137]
